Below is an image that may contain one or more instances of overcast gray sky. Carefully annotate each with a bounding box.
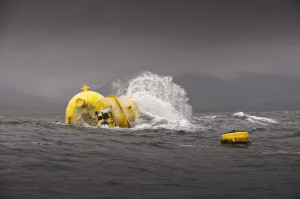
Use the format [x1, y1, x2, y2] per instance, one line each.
[0, 0, 299, 98]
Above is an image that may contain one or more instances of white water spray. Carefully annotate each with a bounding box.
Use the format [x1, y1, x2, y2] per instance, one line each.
[112, 72, 197, 130]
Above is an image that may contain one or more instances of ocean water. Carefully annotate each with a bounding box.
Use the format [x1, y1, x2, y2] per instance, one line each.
[0, 111, 299, 199]
[1, 72, 299, 198]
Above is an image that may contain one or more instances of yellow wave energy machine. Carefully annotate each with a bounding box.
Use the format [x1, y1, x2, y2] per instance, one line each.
[65, 85, 138, 128]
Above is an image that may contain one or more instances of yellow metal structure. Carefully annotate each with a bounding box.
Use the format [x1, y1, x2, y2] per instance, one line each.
[221, 132, 249, 144]
[65, 85, 138, 128]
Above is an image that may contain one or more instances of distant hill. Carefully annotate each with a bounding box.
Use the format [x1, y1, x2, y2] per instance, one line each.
[95, 81, 115, 97]
[0, 102, 65, 116]
[95, 76, 130, 97]
[174, 73, 300, 112]
[0, 86, 65, 116]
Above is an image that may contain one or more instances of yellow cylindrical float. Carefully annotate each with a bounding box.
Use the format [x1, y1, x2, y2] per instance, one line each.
[65, 85, 138, 128]
[76, 97, 88, 108]
[221, 132, 249, 144]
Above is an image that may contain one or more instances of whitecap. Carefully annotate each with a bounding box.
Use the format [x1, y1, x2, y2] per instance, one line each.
[233, 112, 245, 117]
[233, 112, 278, 125]
[179, 144, 192, 147]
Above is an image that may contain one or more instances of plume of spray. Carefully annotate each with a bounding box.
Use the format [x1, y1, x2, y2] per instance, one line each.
[112, 72, 195, 130]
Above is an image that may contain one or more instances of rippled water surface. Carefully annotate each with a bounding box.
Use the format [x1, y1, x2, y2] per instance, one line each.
[1, 111, 299, 199]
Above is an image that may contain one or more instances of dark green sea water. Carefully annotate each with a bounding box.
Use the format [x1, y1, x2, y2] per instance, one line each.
[0, 111, 299, 199]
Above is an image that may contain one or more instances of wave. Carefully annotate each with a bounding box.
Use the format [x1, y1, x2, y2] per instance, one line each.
[233, 112, 278, 125]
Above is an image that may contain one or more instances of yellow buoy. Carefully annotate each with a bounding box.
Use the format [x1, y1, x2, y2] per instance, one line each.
[65, 85, 138, 128]
[221, 132, 249, 144]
